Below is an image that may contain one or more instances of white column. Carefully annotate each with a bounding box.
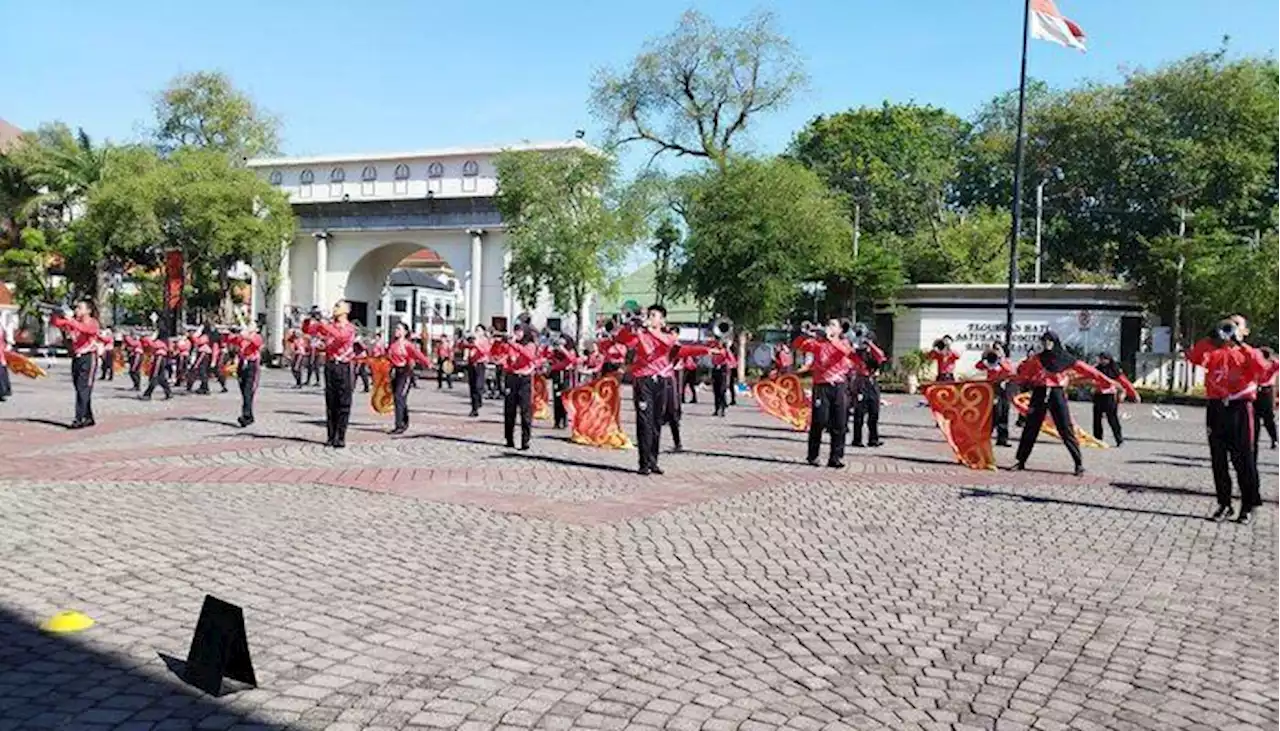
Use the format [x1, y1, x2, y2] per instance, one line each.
[314, 232, 329, 308]
[503, 244, 513, 326]
[380, 285, 392, 340]
[467, 229, 484, 329]
[271, 241, 291, 356]
[578, 291, 592, 341]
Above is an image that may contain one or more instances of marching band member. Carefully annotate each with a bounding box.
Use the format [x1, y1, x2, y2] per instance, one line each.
[227, 325, 263, 427]
[141, 332, 172, 401]
[547, 334, 579, 430]
[773, 342, 794, 377]
[580, 343, 604, 381]
[174, 333, 192, 388]
[51, 300, 101, 428]
[386, 322, 432, 434]
[1013, 331, 1121, 477]
[187, 327, 212, 393]
[680, 352, 699, 404]
[303, 302, 358, 448]
[124, 331, 145, 391]
[793, 319, 855, 468]
[975, 342, 1015, 447]
[211, 329, 228, 393]
[490, 323, 543, 450]
[1255, 347, 1278, 452]
[99, 327, 115, 382]
[665, 336, 718, 453]
[1186, 317, 1269, 524]
[611, 305, 691, 475]
[288, 328, 309, 388]
[727, 347, 739, 407]
[849, 332, 887, 448]
[460, 325, 492, 417]
[1091, 352, 1140, 446]
[927, 336, 960, 382]
[435, 334, 455, 390]
[308, 330, 325, 387]
[0, 326, 11, 402]
[599, 328, 628, 375]
[711, 344, 732, 416]
[354, 338, 371, 393]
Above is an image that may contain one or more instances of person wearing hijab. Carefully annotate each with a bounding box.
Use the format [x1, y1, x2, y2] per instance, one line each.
[1091, 352, 1140, 446]
[1013, 331, 1121, 476]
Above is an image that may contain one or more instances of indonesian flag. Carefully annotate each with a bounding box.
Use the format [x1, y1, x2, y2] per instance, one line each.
[1030, 0, 1087, 52]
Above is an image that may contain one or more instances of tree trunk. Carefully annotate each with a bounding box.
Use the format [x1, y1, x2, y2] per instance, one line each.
[219, 261, 233, 324]
[736, 330, 748, 383]
[95, 258, 112, 326]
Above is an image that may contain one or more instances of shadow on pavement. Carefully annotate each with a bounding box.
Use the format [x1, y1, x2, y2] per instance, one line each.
[404, 431, 510, 448]
[681, 448, 805, 466]
[5, 417, 71, 429]
[167, 415, 242, 428]
[959, 486, 1208, 520]
[211, 431, 326, 446]
[1111, 481, 1277, 505]
[0, 604, 279, 729]
[491, 451, 635, 473]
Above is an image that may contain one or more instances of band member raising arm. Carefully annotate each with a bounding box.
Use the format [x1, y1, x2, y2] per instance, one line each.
[226, 325, 263, 427]
[303, 302, 358, 448]
[490, 323, 543, 450]
[927, 336, 960, 382]
[793, 319, 856, 469]
[975, 343, 1015, 447]
[50, 300, 101, 429]
[386, 322, 433, 434]
[611, 305, 685, 475]
[459, 325, 492, 417]
[1091, 352, 1140, 446]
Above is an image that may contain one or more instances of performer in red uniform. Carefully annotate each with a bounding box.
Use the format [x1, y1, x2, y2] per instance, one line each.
[598, 327, 629, 376]
[975, 342, 1016, 446]
[141, 333, 172, 400]
[1255, 347, 1278, 452]
[849, 333, 888, 448]
[123, 332, 145, 391]
[309, 333, 326, 387]
[1186, 318, 1270, 523]
[664, 337, 717, 452]
[227, 325, 264, 427]
[490, 324, 543, 449]
[1013, 331, 1120, 476]
[386, 322, 433, 434]
[927, 336, 960, 382]
[726, 347, 739, 407]
[547, 334, 579, 430]
[434, 335, 455, 390]
[303, 302, 359, 448]
[51, 301, 102, 427]
[211, 330, 228, 393]
[580, 343, 604, 381]
[175, 334, 192, 388]
[0, 326, 11, 402]
[680, 353, 699, 404]
[793, 320, 855, 468]
[772, 342, 794, 377]
[287, 329, 308, 387]
[612, 306, 683, 474]
[459, 325, 493, 417]
[1091, 352, 1140, 446]
[98, 328, 115, 382]
[711, 344, 732, 416]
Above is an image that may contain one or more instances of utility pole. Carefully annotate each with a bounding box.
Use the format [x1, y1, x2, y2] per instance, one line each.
[1168, 205, 1187, 392]
[1034, 180, 1045, 284]
[1002, 0, 1033, 353]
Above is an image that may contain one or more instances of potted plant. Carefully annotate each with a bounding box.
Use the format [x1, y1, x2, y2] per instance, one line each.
[896, 348, 928, 394]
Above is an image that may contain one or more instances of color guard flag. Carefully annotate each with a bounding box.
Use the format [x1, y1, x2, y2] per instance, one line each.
[1030, 0, 1087, 52]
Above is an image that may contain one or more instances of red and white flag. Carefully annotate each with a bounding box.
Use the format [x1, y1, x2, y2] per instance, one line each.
[1030, 0, 1087, 52]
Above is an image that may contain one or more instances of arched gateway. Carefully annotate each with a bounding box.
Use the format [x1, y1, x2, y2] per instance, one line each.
[246, 140, 595, 352]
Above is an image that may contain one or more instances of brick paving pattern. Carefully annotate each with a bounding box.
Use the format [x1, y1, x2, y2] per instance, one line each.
[0, 365, 1276, 730]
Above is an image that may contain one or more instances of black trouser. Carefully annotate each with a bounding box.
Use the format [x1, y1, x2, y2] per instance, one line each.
[128, 353, 142, 390]
[188, 352, 209, 392]
[551, 370, 569, 429]
[437, 359, 453, 388]
[1208, 400, 1260, 510]
[175, 355, 188, 385]
[633, 375, 668, 471]
[291, 353, 305, 386]
[213, 354, 227, 391]
[602, 363, 621, 377]
[808, 382, 849, 465]
[409, 366, 417, 390]
[1092, 392, 1122, 444]
[682, 369, 698, 403]
[1016, 386, 1081, 468]
[101, 351, 114, 380]
[0, 363, 11, 400]
[238, 360, 259, 423]
[324, 361, 354, 445]
[71, 352, 96, 424]
[1255, 387, 1277, 450]
[712, 366, 728, 415]
[993, 384, 1010, 444]
[937, 372, 956, 383]
[494, 365, 506, 395]
[665, 375, 682, 449]
[852, 376, 880, 445]
[467, 363, 484, 413]
[144, 358, 171, 399]
[306, 353, 319, 385]
[504, 372, 532, 448]
[358, 363, 371, 392]
[392, 365, 413, 431]
[729, 368, 738, 405]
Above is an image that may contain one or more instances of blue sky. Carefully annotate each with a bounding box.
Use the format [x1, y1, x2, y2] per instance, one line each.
[3, 0, 1276, 168]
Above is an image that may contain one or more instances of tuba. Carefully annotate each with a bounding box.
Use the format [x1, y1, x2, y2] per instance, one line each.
[711, 316, 734, 343]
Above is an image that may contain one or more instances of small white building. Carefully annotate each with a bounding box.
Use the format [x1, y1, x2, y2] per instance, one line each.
[375, 268, 462, 339]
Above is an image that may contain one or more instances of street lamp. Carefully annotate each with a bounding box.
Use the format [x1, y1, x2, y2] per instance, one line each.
[1034, 167, 1064, 284]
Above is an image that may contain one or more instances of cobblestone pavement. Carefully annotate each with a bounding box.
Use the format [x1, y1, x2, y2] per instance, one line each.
[1, 365, 1276, 731]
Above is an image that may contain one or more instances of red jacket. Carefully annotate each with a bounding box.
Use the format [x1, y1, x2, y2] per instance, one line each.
[583, 352, 604, 374]
[491, 340, 542, 376]
[598, 338, 629, 366]
[434, 339, 453, 360]
[975, 357, 1015, 382]
[142, 336, 169, 358]
[927, 348, 960, 376]
[793, 336, 854, 385]
[303, 319, 357, 362]
[228, 333, 264, 362]
[51, 314, 101, 356]
[1186, 338, 1269, 401]
[850, 343, 886, 377]
[0, 328, 7, 366]
[613, 327, 679, 379]
[387, 338, 431, 368]
[1015, 355, 1115, 390]
[461, 337, 492, 365]
[546, 346, 579, 373]
[774, 345, 793, 370]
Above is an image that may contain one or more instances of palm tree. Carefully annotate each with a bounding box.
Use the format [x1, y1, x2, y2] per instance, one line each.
[0, 151, 37, 250]
[16, 126, 109, 224]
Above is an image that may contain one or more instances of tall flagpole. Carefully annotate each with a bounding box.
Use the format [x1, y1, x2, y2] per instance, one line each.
[1004, 0, 1033, 353]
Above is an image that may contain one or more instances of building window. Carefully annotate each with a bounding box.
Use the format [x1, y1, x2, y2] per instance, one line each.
[427, 162, 444, 178]
[462, 160, 479, 192]
[268, 171, 283, 186]
[445, 302, 453, 319]
[298, 169, 314, 198]
[394, 299, 408, 313]
[393, 164, 410, 195]
[329, 167, 345, 197]
[361, 166, 377, 195]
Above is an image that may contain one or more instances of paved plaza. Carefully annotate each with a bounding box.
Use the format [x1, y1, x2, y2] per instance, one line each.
[0, 364, 1276, 731]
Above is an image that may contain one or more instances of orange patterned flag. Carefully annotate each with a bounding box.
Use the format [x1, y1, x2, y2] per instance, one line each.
[923, 380, 997, 470]
[368, 356, 394, 415]
[221, 360, 238, 380]
[751, 374, 811, 431]
[563, 374, 634, 449]
[533, 374, 552, 420]
[8, 352, 47, 379]
[113, 348, 126, 375]
[1011, 391, 1107, 448]
[140, 352, 153, 377]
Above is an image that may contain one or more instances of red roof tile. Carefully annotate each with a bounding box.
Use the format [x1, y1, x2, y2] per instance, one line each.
[403, 248, 443, 264]
[0, 117, 22, 153]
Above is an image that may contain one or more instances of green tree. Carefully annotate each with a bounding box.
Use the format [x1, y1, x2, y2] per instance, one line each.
[591, 10, 807, 169]
[494, 147, 642, 339]
[650, 218, 680, 306]
[153, 71, 281, 159]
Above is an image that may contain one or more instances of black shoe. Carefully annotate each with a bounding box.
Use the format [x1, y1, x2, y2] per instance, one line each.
[1271, 442, 1277, 450]
[638, 467, 652, 476]
[389, 427, 406, 435]
[650, 466, 664, 475]
[333, 440, 345, 449]
[68, 420, 84, 430]
[221, 387, 228, 393]
[1211, 504, 1233, 522]
[506, 441, 516, 449]
[469, 410, 479, 418]
[1012, 461, 1026, 471]
[807, 458, 820, 467]
[1236, 510, 1255, 525]
[519, 443, 530, 451]
[672, 444, 684, 453]
[237, 416, 248, 427]
[868, 440, 883, 448]
[1073, 464, 1085, 477]
[827, 460, 845, 469]
[1115, 439, 1124, 447]
[996, 440, 1011, 447]
[850, 441, 865, 448]
[140, 395, 152, 401]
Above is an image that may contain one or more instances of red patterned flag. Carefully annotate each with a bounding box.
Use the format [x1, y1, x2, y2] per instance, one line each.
[1031, 0, 1087, 52]
[1011, 391, 1107, 448]
[922, 381, 997, 470]
[751, 374, 811, 431]
[563, 374, 633, 449]
[8, 352, 47, 379]
[113, 348, 126, 375]
[533, 374, 551, 421]
[368, 356, 393, 415]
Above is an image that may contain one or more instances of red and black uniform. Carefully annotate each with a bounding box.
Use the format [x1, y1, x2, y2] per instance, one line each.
[614, 326, 681, 474]
[354, 341, 371, 393]
[51, 313, 101, 427]
[1187, 337, 1269, 517]
[141, 336, 172, 400]
[665, 343, 713, 451]
[773, 344, 794, 377]
[598, 337, 629, 375]
[793, 334, 855, 467]
[187, 333, 212, 393]
[211, 334, 228, 393]
[490, 337, 543, 449]
[928, 347, 960, 382]
[228, 332, 264, 425]
[387, 336, 432, 433]
[1255, 358, 1279, 451]
[288, 330, 310, 387]
[680, 354, 700, 404]
[711, 346, 734, 416]
[850, 341, 887, 447]
[0, 328, 11, 401]
[99, 329, 115, 382]
[460, 335, 493, 416]
[123, 334, 145, 391]
[975, 353, 1016, 446]
[303, 318, 358, 447]
[174, 336, 191, 386]
[1013, 345, 1115, 473]
[1092, 358, 1139, 446]
[581, 351, 604, 381]
[434, 338, 455, 389]
[547, 345, 580, 429]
